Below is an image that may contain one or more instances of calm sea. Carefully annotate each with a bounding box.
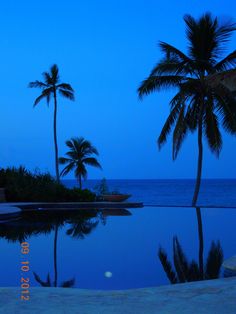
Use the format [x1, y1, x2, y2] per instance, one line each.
[64, 179, 236, 207]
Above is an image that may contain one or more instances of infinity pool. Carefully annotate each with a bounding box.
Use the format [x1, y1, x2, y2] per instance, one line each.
[0, 206, 236, 289]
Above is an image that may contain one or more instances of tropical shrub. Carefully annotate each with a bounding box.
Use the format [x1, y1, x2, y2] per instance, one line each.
[0, 166, 95, 202]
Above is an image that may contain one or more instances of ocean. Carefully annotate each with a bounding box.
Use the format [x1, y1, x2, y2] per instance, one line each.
[64, 179, 236, 207]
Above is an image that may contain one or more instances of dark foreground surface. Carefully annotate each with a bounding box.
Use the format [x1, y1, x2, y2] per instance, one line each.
[1, 277, 236, 314]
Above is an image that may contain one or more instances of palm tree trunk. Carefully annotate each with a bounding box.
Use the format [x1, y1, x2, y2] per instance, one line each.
[79, 174, 82, 189]
[53, 89, 60, 183]
[192, 121, 203, 207]
[196, 207, 204, 279]
[54, 225, 58, 287]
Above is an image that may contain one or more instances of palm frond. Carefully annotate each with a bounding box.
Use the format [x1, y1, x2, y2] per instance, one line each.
[42, 71, 53, 85]
[60, 162, 75, 177]
[159, 42, 191, 63]
[83, 157, 102, 169]
[203, 105, 222, 156]
[158, 42, 194, 75]
[60, 278, 75, 288]
[33, 87, 53, 107]
[65, 139, 76, 150]
[58, 157, 72, 165]
[57, 83, 74, 91]
[65, 151, 79, 159]
[149, 59, 190, 77]
[184, 13, 236, 65]
[215, 20, 236, 48]
[50, 64, 59, 83]
[58, 89, 75, 100]
[33, 93, 47, 107]
[187, 260, 201, 281]
[214, 51, 236, 72]
[33, 272, 51, 287]
[66, 220, 99, 239]
[157, 102, 181, 149]
[205, 241, 223, 279]
[72, 137, 99, 156]
[28, 80, 47, 89]
[172, 105, 188, 160]
[158, 247, 178, 284]
[214, 84, 236, 133]
[173, 236, 189, 282]
[138, 76, 183, 99]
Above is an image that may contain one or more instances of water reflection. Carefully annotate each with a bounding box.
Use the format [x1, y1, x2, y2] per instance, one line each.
[158, 236, 223, 283]
[33, 271, 75, 288]
[1, 206, 234, 288]
[0, 208, 131, 287]
[0, 208, 131, 242]
[158, 207, 224, 283]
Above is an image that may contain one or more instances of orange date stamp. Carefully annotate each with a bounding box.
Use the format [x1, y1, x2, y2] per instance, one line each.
[20, 242, 30, 301]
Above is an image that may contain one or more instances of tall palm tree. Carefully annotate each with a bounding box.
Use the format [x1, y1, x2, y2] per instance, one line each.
[138, 13, 236, 206]
[59, 137, 102, 189]
[29, 64, 75, 182]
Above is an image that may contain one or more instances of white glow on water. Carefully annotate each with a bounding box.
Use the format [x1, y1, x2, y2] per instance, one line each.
[104, 271, 112, 278]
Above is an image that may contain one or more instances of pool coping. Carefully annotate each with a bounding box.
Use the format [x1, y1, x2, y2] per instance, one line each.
[1, 277, 236, 313]
[0, 201, 143, 213]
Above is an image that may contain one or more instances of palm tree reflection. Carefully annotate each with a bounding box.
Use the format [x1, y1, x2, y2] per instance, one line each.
[0, 207, 131, 288]
[158, 207, 223, 283]
[33, 272, 75, 288]
[33, 209, 102, 287]
[158, 236, 223, 283]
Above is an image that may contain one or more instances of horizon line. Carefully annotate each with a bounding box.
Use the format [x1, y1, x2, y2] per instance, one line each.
[61, 178, 236, 181]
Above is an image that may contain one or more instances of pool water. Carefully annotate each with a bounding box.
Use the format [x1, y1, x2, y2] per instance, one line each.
[0, 206, 236, 289]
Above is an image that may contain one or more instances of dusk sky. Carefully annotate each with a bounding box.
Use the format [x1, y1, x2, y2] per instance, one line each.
[0, 0, 236, 179]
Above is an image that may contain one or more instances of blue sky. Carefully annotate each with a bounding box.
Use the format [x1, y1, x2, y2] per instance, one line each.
[0, 0, 236, 179]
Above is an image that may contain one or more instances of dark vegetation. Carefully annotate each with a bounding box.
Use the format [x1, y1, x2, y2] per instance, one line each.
[0, 166, 95, 202]
[158, 236, 223, 284]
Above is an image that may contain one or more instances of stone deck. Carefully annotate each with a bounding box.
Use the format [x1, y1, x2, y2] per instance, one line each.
[0, 277, 236, 313]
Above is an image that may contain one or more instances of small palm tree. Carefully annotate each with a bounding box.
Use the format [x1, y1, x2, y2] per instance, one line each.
[158, 236, 223, 284]
[138, 13, 236, 206]
[59, 137, 102, 189]
[29, 64, 75, 182]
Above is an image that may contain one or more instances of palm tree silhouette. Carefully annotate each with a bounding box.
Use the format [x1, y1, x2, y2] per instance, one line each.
[138, 13, 236, 206]
[59, 137, 102, 189]
[158, 236, 223, 284]
[29, 64, 75, 182]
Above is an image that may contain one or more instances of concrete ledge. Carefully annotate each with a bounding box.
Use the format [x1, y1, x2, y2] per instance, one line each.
[0, 201, 143, 211]
[1, 277, 236, 313]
